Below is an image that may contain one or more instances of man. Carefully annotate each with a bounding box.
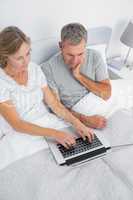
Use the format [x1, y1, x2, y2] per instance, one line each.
[41, 23, 111, 129]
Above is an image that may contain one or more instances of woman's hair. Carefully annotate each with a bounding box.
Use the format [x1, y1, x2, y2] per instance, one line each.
[0, 26, 30, 68]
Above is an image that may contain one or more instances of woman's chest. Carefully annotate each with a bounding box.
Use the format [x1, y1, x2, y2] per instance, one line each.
[10, 84, 43, 112]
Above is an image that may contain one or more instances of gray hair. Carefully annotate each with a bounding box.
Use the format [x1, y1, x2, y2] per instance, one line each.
[61, 23, 87, 45]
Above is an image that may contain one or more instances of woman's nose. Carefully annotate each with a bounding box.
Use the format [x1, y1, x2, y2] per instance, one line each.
[23, 57, 29, 65]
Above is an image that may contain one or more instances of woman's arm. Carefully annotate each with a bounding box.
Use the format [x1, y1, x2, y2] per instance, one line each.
[42, 86, 94, 142]
[0, 100, 75, 148]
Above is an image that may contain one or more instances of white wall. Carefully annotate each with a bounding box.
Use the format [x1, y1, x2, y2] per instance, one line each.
[0, 0, 132, 39]
[0, 0, 133, 60]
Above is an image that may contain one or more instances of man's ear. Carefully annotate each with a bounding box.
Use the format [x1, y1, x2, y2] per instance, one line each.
[59, 42, 62, 49]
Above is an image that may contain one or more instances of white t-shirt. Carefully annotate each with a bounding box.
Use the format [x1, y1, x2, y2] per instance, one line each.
[0, 60, 47, 120]
[0, 62, 70, 170]
[0, 62, 49, 135]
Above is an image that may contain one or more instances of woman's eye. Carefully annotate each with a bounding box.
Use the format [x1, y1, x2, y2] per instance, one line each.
[27, 50, 31, 56]
[17, 57, 23, 61]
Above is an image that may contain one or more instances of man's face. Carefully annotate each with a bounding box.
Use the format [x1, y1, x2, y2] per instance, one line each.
[59, 39, 86, 70]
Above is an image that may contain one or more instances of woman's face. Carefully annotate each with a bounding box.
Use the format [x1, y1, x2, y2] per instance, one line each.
[7, 42, 31, 73]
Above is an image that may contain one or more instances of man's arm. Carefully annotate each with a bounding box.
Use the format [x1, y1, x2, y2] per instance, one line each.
[70, 109, 107, 129]
[72, 64, 111, 100]
[76, 73, 111, 100]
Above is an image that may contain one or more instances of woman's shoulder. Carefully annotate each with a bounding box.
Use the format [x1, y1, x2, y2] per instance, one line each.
[29, 61, 40, 70]
[28, 62, 42, 77]
[29, 61, 42, 71]
[28, 61, 47, 85]
[0, 67, 13, 88]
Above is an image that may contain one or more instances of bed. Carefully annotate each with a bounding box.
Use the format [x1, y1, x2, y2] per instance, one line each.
[1, 27, 133, 200]
[1, 109, 133, 200]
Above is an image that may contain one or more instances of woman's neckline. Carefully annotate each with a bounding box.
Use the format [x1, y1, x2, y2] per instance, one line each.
[0, 67, 29, 87]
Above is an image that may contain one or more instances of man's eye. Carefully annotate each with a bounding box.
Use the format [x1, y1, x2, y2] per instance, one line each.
[68, 55, 73, 58]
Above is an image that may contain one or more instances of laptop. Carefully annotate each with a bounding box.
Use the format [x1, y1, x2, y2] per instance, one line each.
[47, 126, 111, 166]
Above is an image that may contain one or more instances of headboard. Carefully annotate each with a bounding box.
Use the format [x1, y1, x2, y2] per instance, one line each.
[31, 37, 59, 65]
[31, 26, 112, 64]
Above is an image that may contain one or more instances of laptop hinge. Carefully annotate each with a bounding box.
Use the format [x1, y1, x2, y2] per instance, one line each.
[65, 147, 106, 165]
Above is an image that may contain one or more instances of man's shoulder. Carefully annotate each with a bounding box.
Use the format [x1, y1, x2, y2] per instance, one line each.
[86, 48, 103, 65]
[42, 52, 62, 67]
[86, 48, 101, 58]
[41, 52, 61, 74]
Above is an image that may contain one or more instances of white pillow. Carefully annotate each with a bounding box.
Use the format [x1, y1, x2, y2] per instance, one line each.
[87, 44, 107, 64]
[72, 79, 133, 119]
[0, 131, 4, 140]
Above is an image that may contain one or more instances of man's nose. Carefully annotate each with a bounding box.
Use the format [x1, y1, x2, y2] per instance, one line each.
[72, 56, 79, 64]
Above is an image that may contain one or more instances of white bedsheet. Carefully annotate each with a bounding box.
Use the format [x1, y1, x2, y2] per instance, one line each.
[0, 79, 133, 170]
[0, 113, 70, 170]
[1, 109, 133, 200]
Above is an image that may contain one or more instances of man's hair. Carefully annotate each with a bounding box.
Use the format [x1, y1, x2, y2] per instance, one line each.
[0, 26, 30, 68]
[61, 23, 87, 45]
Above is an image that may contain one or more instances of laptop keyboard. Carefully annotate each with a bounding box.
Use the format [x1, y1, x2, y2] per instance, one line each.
[57, 134, 103, 159]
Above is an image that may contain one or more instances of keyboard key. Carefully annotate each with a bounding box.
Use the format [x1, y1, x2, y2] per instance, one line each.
[57, 134, 103, 158]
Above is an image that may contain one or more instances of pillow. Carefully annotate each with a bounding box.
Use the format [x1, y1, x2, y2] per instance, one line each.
[0, 115, 4, 140]
[72, 79, 133, 119]
[0, 130, 4, 140]
[87, 44, 107, 64]
[31, 37, 59, 64]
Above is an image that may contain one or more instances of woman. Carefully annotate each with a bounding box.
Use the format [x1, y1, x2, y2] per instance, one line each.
[0, 26, 94, 149]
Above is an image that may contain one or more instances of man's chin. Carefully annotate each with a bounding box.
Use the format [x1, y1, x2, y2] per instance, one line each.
[69, 64, 77, 70]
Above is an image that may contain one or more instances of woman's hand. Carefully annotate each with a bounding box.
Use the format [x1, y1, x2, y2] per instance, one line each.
[43, 86, 94, 143]
[74, 121, 94, 143]
[54, 131, 76, 149]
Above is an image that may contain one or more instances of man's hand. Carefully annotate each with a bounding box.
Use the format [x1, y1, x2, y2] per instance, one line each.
[80, 114, 107, 129]
[71, 64, 81, 80]
[70, 61, 111, 100]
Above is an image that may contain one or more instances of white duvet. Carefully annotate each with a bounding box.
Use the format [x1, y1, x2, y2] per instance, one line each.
[0, 79, 133, 170]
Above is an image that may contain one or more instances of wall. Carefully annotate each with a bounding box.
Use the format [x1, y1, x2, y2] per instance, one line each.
[0, 0, 133, 61]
